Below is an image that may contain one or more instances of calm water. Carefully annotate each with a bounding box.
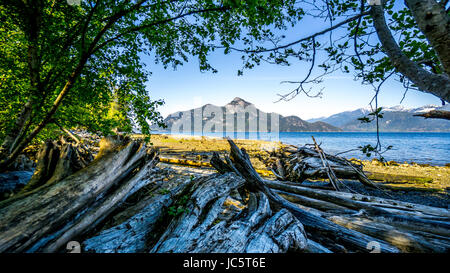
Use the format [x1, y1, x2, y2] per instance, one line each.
[154, 131, 450, 165]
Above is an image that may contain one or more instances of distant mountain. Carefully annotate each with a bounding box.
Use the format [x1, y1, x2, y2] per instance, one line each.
[158, 97, 341, 132]
[307, 108, 370, 128]
[307, 105, 450, 132]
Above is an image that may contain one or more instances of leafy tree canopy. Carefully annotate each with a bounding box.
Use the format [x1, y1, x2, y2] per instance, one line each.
[0, 0, 303, 167]
[230, 0, 449, 103]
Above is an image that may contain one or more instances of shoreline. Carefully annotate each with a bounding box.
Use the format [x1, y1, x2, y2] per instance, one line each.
[141, 134, 450, 193]
[151, 130, 450, 133]
[143, 132, 450, 166]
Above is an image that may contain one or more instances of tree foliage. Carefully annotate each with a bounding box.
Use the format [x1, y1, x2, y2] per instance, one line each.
[0, 0, 303, 168]
[229, 0, 449, 102]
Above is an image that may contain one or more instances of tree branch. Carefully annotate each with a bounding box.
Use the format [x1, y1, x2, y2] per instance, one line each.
[413, 110, 450, 120]
[228, 11, 370, 54]
[91, 6, 230, 55]
[370, 4, 450, 102]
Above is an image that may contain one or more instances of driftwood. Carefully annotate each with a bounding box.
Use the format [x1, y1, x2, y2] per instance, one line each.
[266, 180, 449, 217]
[262, 143, 379, 189]
[210, 140, 399, 253]
[83, 171, 308, 253]
[0, 171, 33, 200]
[413, 110, 450, 120]
[327, 215, 450, 253]
[20, 138, 93, 194]
[0, 136, 448, 253]
[83, 170, 193, 253]
[0, 136, 158, 253]
[0, 136, 308, 253]
[209, 139, 450, 253]
[151, 173, 307, 253]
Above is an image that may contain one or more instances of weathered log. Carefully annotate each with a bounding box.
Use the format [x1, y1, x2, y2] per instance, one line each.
[303, 239, 332, 253]
[263, 179, 450, 234]
[274, 189, 356, 214]
[41, 151, 159, 253]
[265, 180, 450, 219]
[150, 173, 307, 253]
[211, 139, 400, 253]
[84, 172, 308, 253]
[268, 145, 378, 188]
[327, 215, 450, 252]
[0, 138, 156, 253]
[22, 140, 60, 191]
[20, 139, 93, 194]
[83, 171, 192, 253]
[210, 152, 233, 174]
[0, 171, 33, 200]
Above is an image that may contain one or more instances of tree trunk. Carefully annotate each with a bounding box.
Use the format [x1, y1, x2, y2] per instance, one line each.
[0, 137, 157, 253]
[209, 139, 450, 252]
[210, 140, 400, 253]
[413, 110, 450, 120]
[263, 145, 379, 189]
[405, 0, 450, 76]
[0, 101, 32, 156]
[327, 215, 450, 252]
[83, 171, 308, 253]
[370, 2, 450, 102]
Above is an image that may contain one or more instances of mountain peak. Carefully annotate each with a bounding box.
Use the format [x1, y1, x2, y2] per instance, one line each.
[156, 97, 341, 132]
[228, 97, 252, 106]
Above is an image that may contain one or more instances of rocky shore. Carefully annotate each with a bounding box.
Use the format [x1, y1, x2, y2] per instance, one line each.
[143, 134, 450, 208]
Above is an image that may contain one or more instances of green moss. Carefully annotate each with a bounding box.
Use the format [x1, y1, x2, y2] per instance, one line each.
[158, 189, 171, 195]
[167, 194, 190, 217]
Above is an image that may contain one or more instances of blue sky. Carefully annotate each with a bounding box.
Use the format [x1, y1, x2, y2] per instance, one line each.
[142, 5, 443, 120]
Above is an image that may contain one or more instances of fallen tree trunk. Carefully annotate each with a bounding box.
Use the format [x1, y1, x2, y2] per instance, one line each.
[83, 171, 308, 253]
[413, 110, 450, 120]
[210, 140, 400, 253]
[83, 171, 193, 253]
[210, 139, 450, 252]
[327, 215, 450, 253]
[20, 139, 93, 193]
[264, 180, 450, 219]
[0, 137, 158, 253]
[274, 189, 356, 215]
[263, 144, 379, 189]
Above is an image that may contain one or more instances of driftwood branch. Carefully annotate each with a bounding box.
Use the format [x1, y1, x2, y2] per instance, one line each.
[209, 138, 450, 253]
[211, 138, 400, 252]
[413, 110, 450, 120]
[0, 137, 158, 253]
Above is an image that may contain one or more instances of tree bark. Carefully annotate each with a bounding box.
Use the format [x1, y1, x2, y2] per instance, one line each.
[0, 138, 156, 253]
[370, 2, 450, 102]
[405, 0, 450, 76]
[83, 171, 308, 253]
[211, 139, 400, 253]
[413, 110, 450, 120]
[327, 215, 450, 252]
